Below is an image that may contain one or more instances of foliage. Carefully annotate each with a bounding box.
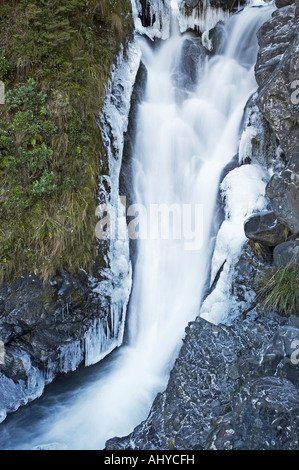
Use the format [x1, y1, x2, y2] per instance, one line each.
[0, 0, 133, 281]
[255, 263, 299, 316]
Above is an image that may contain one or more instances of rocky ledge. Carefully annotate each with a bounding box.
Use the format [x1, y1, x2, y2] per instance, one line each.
[0, 239, 130, 423]
[106, 311, 299, 450]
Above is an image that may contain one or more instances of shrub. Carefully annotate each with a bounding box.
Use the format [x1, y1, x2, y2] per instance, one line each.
[31, 171, 57, 197]
[255, 263, 299, 315]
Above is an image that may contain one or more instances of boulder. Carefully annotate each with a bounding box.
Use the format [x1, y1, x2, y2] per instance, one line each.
[244, 211, 288, 246]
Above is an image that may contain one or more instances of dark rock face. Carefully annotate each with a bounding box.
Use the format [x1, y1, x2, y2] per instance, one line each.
[0, 270, 111, 379]
[255, 5, 297, 89]
[106, 313, 299, 450]
[173, 37, 208, 100]
[244, 211, 289, 247]
[206, 377, 299, 450]
[0, 261, 127, 422]
[273, 239, 299, 267]
[184, 0, 246, 12]
[275, 0, 295, 8]
[266, 153, 299, 234]
[256, 5, 299, 159]
[177, 38, 206, 91]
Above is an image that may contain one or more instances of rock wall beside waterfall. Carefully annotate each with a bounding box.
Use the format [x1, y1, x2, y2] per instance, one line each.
[106, 0, 299, 451]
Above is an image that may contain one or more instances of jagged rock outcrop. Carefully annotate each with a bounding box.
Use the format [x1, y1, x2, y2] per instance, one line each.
[247, 0, 299, 267]
[266, 153, 299, 235]
[0, 270, 107, 373]
[255, 3, 299, 240]
[106, 312, 299, 450]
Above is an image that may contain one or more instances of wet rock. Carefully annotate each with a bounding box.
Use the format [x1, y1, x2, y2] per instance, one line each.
[174, 37, 207, 94]
[206, 376, 299, 450]
[184, 0, 246, 11]
[231, 377, 299, 450]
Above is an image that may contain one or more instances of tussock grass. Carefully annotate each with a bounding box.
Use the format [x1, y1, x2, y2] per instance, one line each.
[255, 263, 299, 316]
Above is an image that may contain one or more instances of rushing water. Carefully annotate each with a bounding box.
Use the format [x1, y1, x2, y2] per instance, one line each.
[0, 1, 273, 450]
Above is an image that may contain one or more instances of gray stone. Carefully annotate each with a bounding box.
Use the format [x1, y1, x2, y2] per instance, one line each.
[0, 269, 115, 385]
[266, 154, 299, 234]
[173, 38, 207, 94]
[228, 363, 240, 380]
[255, 5, 297, 88]
[275, 0, 294, 8]
[256, 6, 299, 158]
[227, 377, 299, 450]
[273, 239, 299, 267]
[244, 211, 289, 246]
[184, 0, 200, 8]
[106, 312, 299, 450]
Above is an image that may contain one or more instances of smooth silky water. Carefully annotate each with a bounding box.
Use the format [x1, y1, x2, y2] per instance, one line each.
[0, 1, 273, 450]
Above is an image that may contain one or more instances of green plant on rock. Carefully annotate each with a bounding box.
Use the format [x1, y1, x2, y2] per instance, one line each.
[255, 263, 299, 315]
[31, 170, 57, 197]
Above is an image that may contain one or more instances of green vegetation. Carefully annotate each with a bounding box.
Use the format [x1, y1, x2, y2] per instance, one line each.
[0, 0, 133, 281]
[255, 263, 299, 316]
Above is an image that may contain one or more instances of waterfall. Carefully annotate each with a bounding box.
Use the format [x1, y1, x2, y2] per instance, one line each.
[0, 0, 274, 450]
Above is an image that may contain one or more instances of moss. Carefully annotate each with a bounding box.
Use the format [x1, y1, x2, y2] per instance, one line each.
[230, 379, 244, 397]
[168, 438, 175, 450]
[0, 0, 133, 282]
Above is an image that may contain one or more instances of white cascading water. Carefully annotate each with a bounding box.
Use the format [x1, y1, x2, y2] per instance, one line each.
[0, 1, 274, 450]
